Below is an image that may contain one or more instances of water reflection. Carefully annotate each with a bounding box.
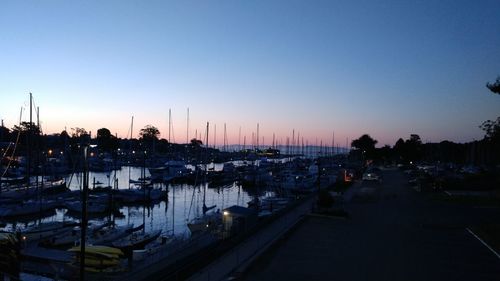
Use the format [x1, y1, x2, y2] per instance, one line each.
[4, 167, 264, 236]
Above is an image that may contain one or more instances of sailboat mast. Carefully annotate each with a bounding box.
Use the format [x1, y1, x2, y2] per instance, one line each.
[27, 93, 32, 186]
[256, 123, 259, 150]
[131, 116, 134, 139]
[238, 126, 241, 152]
[203, 122, 209, 214]
[129, 116, 133, 189]
[168, 109, 171, 143]
[36, 106, 40, 191]
[223, 123, 227, 152]
[186, 107, 189, 143]
[297, 132, 300, 155]
[332, 131, 335, 156]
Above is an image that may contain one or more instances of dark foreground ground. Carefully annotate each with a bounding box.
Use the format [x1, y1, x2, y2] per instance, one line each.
[242, 168, 500, 281]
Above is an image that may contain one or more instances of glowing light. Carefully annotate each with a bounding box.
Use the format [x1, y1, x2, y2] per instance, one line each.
[223, 211, 229, 216]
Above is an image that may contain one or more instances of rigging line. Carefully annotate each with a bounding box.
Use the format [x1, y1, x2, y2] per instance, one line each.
[187, 128, 205, 220]
[2, 130, 22, 178]
[2, 108, 24, 178]
[0, 142, 12, 161]
[186, 157, 200, 220]
[66, 139, 85, 188]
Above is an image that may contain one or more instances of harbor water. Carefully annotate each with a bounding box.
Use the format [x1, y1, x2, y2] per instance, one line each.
[2, 166, 264, 237]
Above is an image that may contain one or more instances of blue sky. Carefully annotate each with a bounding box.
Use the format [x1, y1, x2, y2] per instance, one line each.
[1, 0, 499, 146]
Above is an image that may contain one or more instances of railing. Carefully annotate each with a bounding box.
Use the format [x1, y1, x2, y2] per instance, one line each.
[188, 196, 314, 281]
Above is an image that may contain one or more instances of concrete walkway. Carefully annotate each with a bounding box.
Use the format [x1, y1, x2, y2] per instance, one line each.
[187, 197, 314, 281]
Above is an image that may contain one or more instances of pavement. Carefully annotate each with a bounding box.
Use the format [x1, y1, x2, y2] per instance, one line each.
[241, 168, 500, 281]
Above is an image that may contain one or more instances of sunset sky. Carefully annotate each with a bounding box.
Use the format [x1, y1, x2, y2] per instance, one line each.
[1, 0, 499, 147]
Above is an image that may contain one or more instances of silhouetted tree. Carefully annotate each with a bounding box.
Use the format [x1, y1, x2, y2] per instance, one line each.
[0, 125, 10, 142]
[393, 135, 423, 163]
[480, 117, 500, 142]
[351, 134, 377, 157]
[406, 134, 423, 161]
[190, 138, 203, 147]
[486, 76, 500, 94]
[11, 122, 41, 147]
[480, 77, 500, 143]
[139, 125, 160, 141]
[12, 121, 40, 135]
[71, 127, 88, 138]
[96, 127, 118, 152]
[59, 130, 70, 146]
[97, 128, 111, 139]
[376, 145, 393, 163]
[394, 138, 405, 155]
[68, 127, 90, 156]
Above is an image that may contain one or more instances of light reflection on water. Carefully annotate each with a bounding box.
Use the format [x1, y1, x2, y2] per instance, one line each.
[5, 166, 263, 236]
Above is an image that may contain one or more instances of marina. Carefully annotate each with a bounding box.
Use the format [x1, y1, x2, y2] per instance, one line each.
[2, 2, 499, 280]
[1, 133, 346, 280]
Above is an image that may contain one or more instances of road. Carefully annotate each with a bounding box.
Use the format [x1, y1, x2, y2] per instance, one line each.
[242, 168, 500, 281]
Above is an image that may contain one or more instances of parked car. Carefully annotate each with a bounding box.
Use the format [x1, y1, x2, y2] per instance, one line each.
[362, 172, 380, 182]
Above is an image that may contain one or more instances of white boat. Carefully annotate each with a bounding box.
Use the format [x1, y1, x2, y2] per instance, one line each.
[112, 229, 162, 252]
[89, 224, 142, 245]
[187, 210, 222, 234]
[149, 160, 190, 182]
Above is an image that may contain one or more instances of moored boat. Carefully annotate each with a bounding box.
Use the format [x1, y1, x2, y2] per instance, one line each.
[111, 229, 162, 253]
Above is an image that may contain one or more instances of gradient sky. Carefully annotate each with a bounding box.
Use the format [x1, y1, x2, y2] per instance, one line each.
[1, 0, 499, 147]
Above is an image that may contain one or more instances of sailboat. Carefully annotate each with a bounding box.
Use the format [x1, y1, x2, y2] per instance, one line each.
[1, 94, 68, 220]
[187, 122, 220, 235]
